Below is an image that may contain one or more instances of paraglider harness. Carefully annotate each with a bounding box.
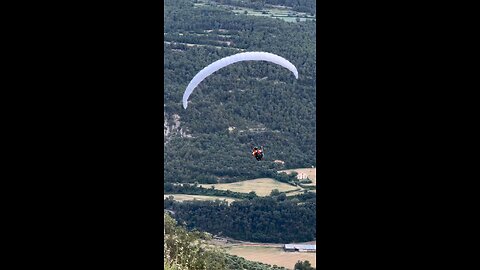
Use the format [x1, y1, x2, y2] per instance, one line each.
[252, 147, 264, 161]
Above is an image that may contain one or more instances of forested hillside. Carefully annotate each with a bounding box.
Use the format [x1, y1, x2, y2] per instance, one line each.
[165, 194, 316, 243]
[164, 0, 316, 184]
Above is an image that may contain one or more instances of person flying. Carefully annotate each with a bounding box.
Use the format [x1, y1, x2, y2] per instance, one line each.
[252, 146, 264, 161]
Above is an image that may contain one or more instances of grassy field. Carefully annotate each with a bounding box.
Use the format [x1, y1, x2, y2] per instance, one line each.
[207, 178, 298, 196]
[164, 194, 238, 203]
[225, 246, 316, 269]
[177, 168, 317, 197]
[284, 190, 306, 196]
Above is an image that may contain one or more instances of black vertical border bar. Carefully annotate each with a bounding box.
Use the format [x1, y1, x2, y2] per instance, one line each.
[3, 1, 166, 268]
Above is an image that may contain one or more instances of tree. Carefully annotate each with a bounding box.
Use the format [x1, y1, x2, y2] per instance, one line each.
[270, 189, 281, 196]
[294, 260, 315, 270]
[164, 213, 227, 270]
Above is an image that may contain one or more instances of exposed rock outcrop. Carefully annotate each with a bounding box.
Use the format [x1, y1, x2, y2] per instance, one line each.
[164, 113, 191, 144]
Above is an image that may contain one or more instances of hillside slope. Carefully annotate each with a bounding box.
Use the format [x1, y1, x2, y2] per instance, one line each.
[164, 0, 316, 184]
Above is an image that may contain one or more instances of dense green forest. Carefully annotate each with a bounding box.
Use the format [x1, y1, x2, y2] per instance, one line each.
[164, 0, 316, 184]
[164, 194, 316, 243]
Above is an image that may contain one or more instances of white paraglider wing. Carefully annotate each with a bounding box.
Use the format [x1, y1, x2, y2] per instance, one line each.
[182, 52, 299, 109]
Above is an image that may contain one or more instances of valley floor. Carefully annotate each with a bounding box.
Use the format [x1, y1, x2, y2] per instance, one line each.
[211, 238, 316, 269]
[225, 245, 316, 269]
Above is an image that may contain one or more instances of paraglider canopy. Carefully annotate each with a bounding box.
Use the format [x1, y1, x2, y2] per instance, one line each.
[182, 51, 299, 109]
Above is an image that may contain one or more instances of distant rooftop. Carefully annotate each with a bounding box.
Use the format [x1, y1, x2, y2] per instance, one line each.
[284, 244, 316, 250]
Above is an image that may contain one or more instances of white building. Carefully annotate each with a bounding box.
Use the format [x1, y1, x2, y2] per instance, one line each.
[283, 244, 316, 252]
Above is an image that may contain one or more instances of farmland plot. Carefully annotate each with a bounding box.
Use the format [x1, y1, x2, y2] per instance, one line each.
[279, 168, 317, 186]
[225, 246, 316, 269]
[208, 178, 298, 196]
[164, 194, 238, 204]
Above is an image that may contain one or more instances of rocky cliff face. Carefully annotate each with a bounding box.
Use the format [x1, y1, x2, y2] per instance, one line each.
[164, 112, 191, 144]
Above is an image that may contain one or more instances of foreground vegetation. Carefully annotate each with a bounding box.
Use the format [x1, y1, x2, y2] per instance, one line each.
[164, 213, 227, 270]
[165, 213, 308, 270]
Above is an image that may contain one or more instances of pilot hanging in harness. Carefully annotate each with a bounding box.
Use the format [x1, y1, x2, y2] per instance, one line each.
[252, 146, 264, 161]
